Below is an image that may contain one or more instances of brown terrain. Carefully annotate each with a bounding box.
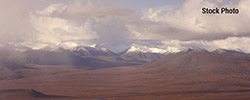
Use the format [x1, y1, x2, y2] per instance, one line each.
[0, 48, 250, 100]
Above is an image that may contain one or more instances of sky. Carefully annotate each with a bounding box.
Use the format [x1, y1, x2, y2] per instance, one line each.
[0, 0, 250, 53]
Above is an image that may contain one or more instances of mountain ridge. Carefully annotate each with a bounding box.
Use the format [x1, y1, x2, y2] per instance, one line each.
[0, 44, 248, 70]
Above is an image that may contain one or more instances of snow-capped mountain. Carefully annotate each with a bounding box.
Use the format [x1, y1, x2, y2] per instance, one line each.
[72, 46, 116, 56]
[20, 43, 116, 57]
[95, 43, 129, 53]
[122, 44, 180, 54]
[1, 43, 250, 69]
[118, 44, 167, 62]
[22, 46, 126, 68]
[125, 44, 167, 54]
[212, 48, 245, 56]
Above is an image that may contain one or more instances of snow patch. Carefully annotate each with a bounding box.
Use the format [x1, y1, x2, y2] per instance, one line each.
[126, 44, 168, 54]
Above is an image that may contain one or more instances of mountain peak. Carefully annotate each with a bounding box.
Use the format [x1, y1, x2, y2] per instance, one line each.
[213, 48, 228, 54]
[181, 48, 193, 53]
[73, 46, 116, 56]
[193, 48, 209, 52]
[212, 48, 245, 55]
[180, 48, 209, 54]
[125, 44, 167, 54]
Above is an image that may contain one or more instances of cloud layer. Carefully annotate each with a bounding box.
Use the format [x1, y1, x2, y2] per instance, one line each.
[1, 0, 250, 53]
[128, 0, 250, 41]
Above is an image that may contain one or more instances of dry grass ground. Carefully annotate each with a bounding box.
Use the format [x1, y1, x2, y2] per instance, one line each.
[0, 64, 250, 100]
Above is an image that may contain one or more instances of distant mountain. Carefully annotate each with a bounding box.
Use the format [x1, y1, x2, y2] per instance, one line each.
[121, 52, 164, 60]
[212, 48, 245, 56]
[72, 46, 116, 56]
[2, 43, 249, 72]
[124, 44, 168, 54]
[35, 44, 117, 56]
[0, 48, 35, 80]
[117, 44, 167, 63]
[145, 48, 250, 75]
[20, 44, 167, 67]
[24, 48, 138, 69]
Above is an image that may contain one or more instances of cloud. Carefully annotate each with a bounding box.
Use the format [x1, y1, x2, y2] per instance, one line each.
[1, 0, 250, 53]
[0, 0, 35, 43]
[202, 37, 250, 52]
[26, 0, 136, 48]
[127, 0, 250, 41]
[30, 14, 99, 44]
[0, 0, 136, 52]
[39, 0, 133, 19]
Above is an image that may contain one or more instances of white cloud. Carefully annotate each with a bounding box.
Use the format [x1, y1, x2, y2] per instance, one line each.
[37, 3, 67, 16]
[30, 15, 99, 44]
[24, 0, 136, 50]
[128, 0, 250, 41]
[1, 0, 250, 53]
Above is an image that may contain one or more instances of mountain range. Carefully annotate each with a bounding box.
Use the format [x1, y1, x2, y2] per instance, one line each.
[0, 44, 247, 68]
[0, 45, 250, 100]
[0, 44, 249, 80]
[145, 48, 250, 76]
[0, 44, 168, 69]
